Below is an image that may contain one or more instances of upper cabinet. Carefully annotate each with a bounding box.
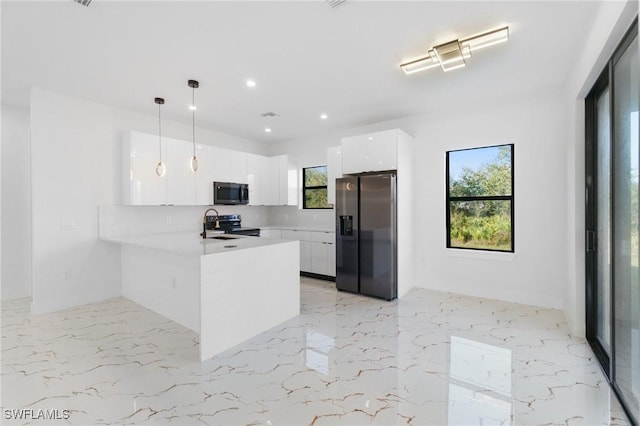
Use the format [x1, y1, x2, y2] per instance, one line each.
[326, 146, 343, 205]
[247, 153, 268, 206]
[341, 129, 406, 174]
[269, 155, 297, 206]
[231, 151, 248, 184]
[124, 131, 194, 205]
[166, 137, 196, 205]
[123, 131, 297, 206]
[123, 131, 167, 205]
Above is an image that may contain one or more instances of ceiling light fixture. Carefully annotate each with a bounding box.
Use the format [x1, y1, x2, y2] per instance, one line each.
[326, 0, 346, 8]
[246, 79, 256, 88]
[188, 79, 199, 173]
[265, 128, 272, 133]
[400, 26, 509, 74]
[154, 97, 166, 177]
[320, 114, 328, 120]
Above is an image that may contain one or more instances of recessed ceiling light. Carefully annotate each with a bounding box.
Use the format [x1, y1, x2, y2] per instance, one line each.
[265, 128, 272, 133]
[246, 79, 256, 88]
[320, 114, 328, 120]
[188, 105, 197, 111]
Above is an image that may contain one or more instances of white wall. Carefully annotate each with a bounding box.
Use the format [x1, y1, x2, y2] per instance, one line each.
[269, 136, 338, 230]
[29, 88, 270, 314]
[1, 105, 31, 301]
[275, 93, 570, 310]
[30, 89, 121, 313]
[564, 1, 638, 336]
[413, 95, 569, 310]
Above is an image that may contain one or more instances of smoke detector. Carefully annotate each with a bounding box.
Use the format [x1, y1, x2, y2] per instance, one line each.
[73, 0, 92, 6]
[260, 112, 280, 118]
[326, 0, 346, 8]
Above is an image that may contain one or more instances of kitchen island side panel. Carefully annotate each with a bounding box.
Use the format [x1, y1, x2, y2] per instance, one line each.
[121, 244, 201, 332]
[199, 240, 300, 361]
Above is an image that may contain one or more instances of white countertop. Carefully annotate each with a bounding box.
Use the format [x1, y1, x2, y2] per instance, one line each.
[102, 232, 295, 257]
[261, 226, 335, 233]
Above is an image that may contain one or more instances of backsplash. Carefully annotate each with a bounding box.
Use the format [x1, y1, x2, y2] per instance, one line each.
[99, 205, 271, 237]
[268, 206, 334, 230]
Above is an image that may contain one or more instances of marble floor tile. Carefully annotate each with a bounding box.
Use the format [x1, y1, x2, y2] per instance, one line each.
[1, 277, 630, 425]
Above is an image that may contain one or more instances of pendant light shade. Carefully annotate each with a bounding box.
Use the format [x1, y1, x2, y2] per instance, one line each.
[154, 97, 166, 177]
[188, 79, 199, 173]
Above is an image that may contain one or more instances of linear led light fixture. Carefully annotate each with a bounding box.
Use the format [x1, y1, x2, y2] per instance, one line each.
[326, 0, 346, 8]
[400, 26, 509, 74]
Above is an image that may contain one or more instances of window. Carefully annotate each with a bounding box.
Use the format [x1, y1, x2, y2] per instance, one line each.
[303, 166, 331, 209]
[446, 144, 514, 252]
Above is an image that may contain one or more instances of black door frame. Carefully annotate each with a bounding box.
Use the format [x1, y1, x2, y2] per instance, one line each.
[585, 64, 612, 377]
[585, 17, 638, 426]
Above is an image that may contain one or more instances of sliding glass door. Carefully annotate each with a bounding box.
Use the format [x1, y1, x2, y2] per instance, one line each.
[586, 19, 638, 425]
[586, 69, 612, 372]
[612, 25, 639, 422]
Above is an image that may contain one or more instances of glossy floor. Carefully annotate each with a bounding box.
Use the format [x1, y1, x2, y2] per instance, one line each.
[1, 278, 630, 425]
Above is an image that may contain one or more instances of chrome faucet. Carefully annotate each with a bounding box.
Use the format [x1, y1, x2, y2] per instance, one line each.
[201, 208, 220, 239]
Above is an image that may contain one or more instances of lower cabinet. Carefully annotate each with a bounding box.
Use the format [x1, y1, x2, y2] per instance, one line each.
[309, 231, 335, 276]
[275, 229, 335, 277]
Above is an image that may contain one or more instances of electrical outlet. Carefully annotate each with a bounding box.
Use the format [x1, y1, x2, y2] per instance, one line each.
[166, 216, 172, 225]
[171, 277, 177, 289]
[63, 270, 72, 280]
[61, 219, 76, 230]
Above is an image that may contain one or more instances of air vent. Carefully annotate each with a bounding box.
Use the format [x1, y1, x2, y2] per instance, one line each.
[260, 112, 280, 118]
[73, 0, 92, 6]
[326, 0, 346, 8]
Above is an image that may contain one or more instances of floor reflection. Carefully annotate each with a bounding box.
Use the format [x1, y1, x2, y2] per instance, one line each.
[304, 329, 335, 375]
[448, 336, 512, 425]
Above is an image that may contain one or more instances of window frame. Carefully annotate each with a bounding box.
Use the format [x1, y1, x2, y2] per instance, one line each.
[445, 143, 515, 253]
[302, 165, 332, 210]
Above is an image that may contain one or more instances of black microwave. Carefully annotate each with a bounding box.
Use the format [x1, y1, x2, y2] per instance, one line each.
[213, 182, 249, 205]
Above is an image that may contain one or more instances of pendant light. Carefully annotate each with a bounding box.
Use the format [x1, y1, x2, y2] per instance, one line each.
[188, 79, 199, 173]
[154, 97, 166, 177]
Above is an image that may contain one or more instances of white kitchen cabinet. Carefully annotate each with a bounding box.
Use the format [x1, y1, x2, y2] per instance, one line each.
[124, 131, 195, 205]
[341, 129, 400, 174]
[341, 137, 368, 175]
[327, 146, 342, 205]
[310, 231, 336, 276]
[231, 151, 248, 184]
[194, 144, 216, 205]
[300, 240, 312, 272]
[268, 155, 297, 206]
[166, 137, 196, 205]
[247, 153, 269, 206]
[281, 230, 311, 272]
[210, 146, 233, 183]
[123, 131, 298, 207]
[123, 131, 168, 205]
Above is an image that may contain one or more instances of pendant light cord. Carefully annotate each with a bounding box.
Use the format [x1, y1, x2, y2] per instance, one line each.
[158, 102, 162, 162]
[192, 87, 196, 156]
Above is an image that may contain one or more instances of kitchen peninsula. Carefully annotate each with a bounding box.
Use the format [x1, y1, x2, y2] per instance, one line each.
[102, 232, 300, 361]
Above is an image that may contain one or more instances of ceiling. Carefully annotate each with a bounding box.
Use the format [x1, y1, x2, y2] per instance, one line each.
[2, 1, 604, 144]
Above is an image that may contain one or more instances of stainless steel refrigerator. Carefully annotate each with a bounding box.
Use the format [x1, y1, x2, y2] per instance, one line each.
[335, 174, 397, 300]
